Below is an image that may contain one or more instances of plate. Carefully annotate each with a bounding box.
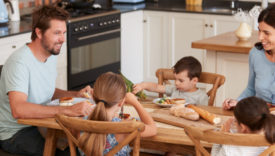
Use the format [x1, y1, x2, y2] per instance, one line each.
[153, 97, 174, 108]
[47, 97, 95, 106]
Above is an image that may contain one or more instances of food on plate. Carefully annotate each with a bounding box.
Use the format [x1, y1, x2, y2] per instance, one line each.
[158, 97, 185, 105]
[173, 98, 186, 104]
[187, 104, 221, 125]
[59, 97, 73, 106]
[83, 91, 91, 99]
[122, 113, 130, 119]
[85, 100, 94, 106]
[170, 105, 199, 121]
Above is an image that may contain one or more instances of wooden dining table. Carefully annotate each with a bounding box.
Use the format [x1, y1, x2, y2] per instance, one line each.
[17, 102, 233, 156]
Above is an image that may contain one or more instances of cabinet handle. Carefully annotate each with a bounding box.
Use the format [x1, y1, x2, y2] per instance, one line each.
[143, 20, 147, 23]
[205, 24, 208, 27]
[210, 24, 213, 28]
[12, 45, 16, 49]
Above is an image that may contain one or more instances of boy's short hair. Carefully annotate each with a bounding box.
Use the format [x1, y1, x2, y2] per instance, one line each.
[173, 56, 202, 80]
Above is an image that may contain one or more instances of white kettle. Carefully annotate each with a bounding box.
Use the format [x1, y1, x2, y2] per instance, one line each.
[6, 0, 20, 21]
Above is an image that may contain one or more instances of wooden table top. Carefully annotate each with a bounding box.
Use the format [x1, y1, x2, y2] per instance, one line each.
[17, 103, 233, 149]
[192, 31, 259, 54]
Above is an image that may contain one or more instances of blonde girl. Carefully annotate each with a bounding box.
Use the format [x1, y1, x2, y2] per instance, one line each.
[78, 72, 157, 156]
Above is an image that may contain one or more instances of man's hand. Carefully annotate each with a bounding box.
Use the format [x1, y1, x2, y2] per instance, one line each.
[69, 100, 94, 117]
[76, 85, 93, 98]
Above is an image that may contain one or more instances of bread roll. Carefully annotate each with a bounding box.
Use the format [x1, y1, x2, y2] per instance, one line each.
[187, 104, 221, 124]
[59, 97, 73, 106]
[170, 105, 199, 121]
[173, 98, 186, 104]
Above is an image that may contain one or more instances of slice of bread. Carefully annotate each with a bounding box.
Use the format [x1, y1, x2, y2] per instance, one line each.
[173, 98, 186, 104]
[59, 97, 73, 106]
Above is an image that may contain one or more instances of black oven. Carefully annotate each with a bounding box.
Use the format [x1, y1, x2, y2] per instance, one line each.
[67, 10, 121, 90]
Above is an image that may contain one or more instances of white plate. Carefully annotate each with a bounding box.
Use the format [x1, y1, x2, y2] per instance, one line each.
[153, 97, 174, 108]
[47, 97, 95, 106]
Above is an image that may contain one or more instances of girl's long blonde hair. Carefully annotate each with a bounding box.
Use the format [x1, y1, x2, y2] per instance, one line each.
[78, 72, 126, 156]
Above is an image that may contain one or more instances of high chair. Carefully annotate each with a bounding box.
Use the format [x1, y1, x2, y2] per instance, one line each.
[184, 125, 275, 156]
[155, 68, 225, 106]
[55, 114, 145, 156]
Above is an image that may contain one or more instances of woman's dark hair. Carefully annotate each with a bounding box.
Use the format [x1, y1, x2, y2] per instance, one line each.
[234, 96, 275, 144]
[173, 56, 202, 80]
[255, 4, 275, 54]
[31, 6, 69, 41]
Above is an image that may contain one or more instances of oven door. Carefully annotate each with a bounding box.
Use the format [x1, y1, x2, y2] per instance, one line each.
[68, 28, 120, 90]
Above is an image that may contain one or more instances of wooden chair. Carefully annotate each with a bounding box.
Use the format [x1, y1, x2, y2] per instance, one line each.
[155, 68, 225, 106]
[184, 125, 275, 156]
[55, 114, 145, 156]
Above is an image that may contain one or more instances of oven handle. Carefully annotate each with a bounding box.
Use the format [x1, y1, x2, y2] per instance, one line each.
[78, 29, 120, 41]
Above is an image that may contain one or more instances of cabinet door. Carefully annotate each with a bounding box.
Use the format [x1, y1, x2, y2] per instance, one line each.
[121, 11, 144, 83]
[215, 52, 249, 106]
[143, 11, 169, 82]
[168, 13, 207, 68]
[56, 42, 67, 90]
[0, 33, 31, 65]
[209, 15, 240, 37]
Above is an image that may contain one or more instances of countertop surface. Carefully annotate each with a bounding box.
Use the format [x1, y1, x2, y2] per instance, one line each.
[0, 0, 260, 39]
[191, 31, 259, 54]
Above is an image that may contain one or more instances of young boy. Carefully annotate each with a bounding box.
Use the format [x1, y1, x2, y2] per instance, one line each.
[133, 56, 208, 106]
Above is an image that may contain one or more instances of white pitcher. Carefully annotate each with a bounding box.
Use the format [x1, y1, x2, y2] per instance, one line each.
[235, 22, 252, 41]
[6, 0, 20, 21]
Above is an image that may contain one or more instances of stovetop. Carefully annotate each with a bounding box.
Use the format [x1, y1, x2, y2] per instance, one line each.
[67, 8, 116, 18]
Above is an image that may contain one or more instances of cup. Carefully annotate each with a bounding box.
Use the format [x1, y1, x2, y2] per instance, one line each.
[229, 118, 238, 133]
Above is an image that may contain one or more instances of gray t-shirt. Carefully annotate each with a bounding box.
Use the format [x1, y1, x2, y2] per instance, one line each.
[165, 84, 208, 106]
[0, 45, 57, 140]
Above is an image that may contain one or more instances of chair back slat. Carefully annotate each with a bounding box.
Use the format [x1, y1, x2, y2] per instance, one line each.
[155, 68, 225, 106]
[55, 114, 144, 156]
[184, 125, 275, 156]
[56, 114, 144, 133]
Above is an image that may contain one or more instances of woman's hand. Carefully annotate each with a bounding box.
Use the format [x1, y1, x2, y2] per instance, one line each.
[76, 85, 93, 98]
[223, 98, 237, 110]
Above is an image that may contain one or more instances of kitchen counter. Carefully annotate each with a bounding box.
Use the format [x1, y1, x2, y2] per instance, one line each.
[1, 0, 260, 39]
[115, 0, 259, 15]
[192, 30, 259, 54]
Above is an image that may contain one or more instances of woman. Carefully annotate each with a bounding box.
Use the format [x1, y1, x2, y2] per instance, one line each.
[223, 4, 275, 110]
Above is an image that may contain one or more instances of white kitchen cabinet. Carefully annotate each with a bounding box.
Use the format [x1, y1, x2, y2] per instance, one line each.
[205, 50, 249, 107]
[121, 10, 144, 83]
[143, 11, 169, 82]
[0, 33, 31, 65]
[0, 32, 67, 90]
[56, 42, 67, 90]
[143, 11, 240, 83]
[168, 13, 240, 68]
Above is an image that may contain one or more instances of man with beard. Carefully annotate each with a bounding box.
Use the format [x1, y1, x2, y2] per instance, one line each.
[0, 6, 93, 156]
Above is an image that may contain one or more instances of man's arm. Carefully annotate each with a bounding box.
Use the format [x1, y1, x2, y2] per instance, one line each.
[9, 91, 93, 119]
[51, 85, 93, 100]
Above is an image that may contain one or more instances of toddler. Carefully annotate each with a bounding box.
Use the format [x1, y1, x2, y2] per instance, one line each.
[133, 56, 208, 105]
